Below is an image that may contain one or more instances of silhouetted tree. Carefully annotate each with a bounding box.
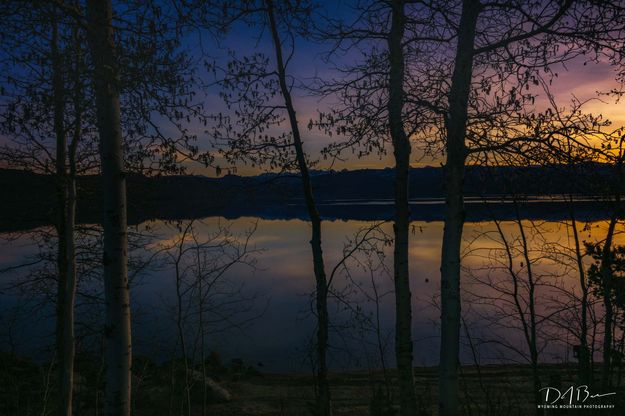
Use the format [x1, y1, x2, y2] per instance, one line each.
[85, 1, 132, 413]
[386, 2, 419, 413]
[312, 2, 447, 412]
[1, 1, 212, 413]
[0, 3, 93, 414]
[208, 1, 334, 413]
[416, 3, 625, 414]
[161, 219, 260, 415]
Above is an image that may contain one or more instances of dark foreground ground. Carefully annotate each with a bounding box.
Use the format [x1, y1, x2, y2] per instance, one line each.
[200, 366, 625, 416]
[1, 352, 623, 415]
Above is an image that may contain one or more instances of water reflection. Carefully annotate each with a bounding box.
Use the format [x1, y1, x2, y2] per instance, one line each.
[0, 216, 620, 373]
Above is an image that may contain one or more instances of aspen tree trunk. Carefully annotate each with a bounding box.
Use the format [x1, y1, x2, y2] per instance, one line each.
[57, 24, 83, 416]
[60, 149, 78, 416]
[266, 1, 331, 414]
[600, 215, 617, 389]
[60, 121, 79, 416]
[514, 205, 540, 414]
[173, 227, 192, 416]
[387, 1, 417, 415]
[86, 1, 132, 414]
[600, 158, 623, 389]
[572, 215, 591, 382]
[571, 212, 591, 383]
[564, 144, 590, 384]
[439, 1, 480, 415]
[51, 15, 73, 416]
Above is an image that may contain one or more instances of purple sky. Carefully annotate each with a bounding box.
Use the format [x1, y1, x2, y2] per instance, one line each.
[174, 0, 625, 177]
[2, 1, 623, 177]
[183, 35, 624, 176]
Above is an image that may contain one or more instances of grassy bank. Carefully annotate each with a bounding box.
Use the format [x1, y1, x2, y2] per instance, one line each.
[1, 352, 623, 415]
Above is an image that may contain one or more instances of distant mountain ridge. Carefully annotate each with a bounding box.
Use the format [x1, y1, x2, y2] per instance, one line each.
[0, 164, 616, 231]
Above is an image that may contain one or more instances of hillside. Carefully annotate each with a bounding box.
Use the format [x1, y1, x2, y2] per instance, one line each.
[0, 164, 616, 231]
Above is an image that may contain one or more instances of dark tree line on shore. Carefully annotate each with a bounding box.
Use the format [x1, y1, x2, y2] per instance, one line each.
[2, 1, 625, 416]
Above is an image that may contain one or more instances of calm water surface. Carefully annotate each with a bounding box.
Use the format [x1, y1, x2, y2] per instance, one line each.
[0, 216, 618, 372]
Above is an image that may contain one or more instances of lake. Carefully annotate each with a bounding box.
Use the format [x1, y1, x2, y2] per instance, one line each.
[0, 202, 618, 373]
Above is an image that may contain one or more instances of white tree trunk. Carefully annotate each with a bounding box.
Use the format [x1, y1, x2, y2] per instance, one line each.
[86, 1, 132, 414]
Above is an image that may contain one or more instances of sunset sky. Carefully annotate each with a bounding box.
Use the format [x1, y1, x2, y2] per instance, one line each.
[210, 57, 624, 176]
[182, 4, 625, 177]
[1, 1, 623, 177]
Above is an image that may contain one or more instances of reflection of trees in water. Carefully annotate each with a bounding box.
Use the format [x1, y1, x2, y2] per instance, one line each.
[0, 218, 265, 414]
[0, 224, 158, 354]
[156, 219, 262, 415]
[5, 215, 625, 413]
[299, 221, 416, 414]
[463, 215, 625, 410]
